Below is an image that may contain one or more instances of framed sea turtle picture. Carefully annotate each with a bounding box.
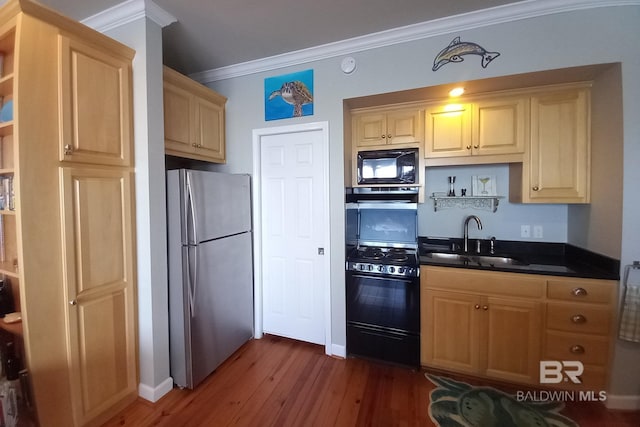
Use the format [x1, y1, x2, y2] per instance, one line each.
[265, 69, 314, 120]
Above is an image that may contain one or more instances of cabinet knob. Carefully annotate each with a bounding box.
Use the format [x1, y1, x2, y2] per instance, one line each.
[192, 143, 197, 147]
[64, 144, 73, 155]
[532, 186, 540, 191]
[570, 344, 585, 354]
[466, 145, 472, 150]
[69, 299, 78, 306]
[473, 145, 479, 149]
[571, 314, 587, 324]
[381, 134, 386, 139]
[387, 134, 392, 139]
[572, 287, 588, 297]
[482, 305, 489, 311]
[474, 304, 480, 310]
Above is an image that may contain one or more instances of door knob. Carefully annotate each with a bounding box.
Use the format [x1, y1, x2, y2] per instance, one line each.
[318, 248, 325, 255]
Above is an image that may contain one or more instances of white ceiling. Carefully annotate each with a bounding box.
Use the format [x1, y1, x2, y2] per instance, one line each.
[35, 0, 521, 75]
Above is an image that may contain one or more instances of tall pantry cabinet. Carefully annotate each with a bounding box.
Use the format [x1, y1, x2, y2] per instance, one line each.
[0, 1, 137, 426]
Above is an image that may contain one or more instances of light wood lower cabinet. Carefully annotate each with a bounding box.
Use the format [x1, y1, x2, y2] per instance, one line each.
[421, 266, 616, 390]
[421, 271, 542, 385]
[60, 167, 137, 426]
[543, 277, 616, 391]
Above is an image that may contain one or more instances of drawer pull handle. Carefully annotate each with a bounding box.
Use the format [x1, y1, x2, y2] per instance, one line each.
[570, 344, 585, 354]
[572, 287, 588, 297]
[571, 314, 587, 324]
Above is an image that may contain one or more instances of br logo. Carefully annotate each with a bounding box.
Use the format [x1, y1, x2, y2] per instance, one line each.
[540, 361, 584, 384]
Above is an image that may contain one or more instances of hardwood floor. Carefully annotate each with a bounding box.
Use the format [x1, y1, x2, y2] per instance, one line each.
[102, 335, 640, 426]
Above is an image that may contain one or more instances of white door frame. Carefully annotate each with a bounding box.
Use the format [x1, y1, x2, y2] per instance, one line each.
[252, 121, 331, 355]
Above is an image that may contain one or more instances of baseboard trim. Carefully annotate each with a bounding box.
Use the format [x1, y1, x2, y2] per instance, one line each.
[332, 344, 346, 358]
[605, 394, 640, 410]
[138, 377, 174, 402]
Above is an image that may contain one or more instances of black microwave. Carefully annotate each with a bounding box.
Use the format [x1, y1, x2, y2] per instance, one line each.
[357, 148, 418, 185]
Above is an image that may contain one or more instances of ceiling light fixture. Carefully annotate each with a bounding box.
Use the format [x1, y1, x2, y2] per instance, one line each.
[449, 87, 465, 97]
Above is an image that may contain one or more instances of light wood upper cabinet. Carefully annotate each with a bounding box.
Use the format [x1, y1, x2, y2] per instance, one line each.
[424, 97, 526, 161]
[472, 97, 527, 156]
[511, 86, 590, 203]
[58, 35, 133, 167]
[424, 103, 472, 157]
[164, 66, 227, 163]
[353, 107, 423, 147]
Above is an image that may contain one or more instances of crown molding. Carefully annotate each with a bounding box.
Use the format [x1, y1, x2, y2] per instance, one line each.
[191, 0, 639, 84]
[81, 0, 177, 32]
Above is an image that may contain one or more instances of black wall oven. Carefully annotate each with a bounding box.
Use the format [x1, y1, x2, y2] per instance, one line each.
[345, 193, 420, 367]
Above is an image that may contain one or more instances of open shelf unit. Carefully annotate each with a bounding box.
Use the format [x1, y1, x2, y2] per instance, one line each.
[429, 196, 503, 212]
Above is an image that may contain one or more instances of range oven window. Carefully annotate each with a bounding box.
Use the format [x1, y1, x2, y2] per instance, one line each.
[357, 148, 418, 185]
[346, 273, 419, 333]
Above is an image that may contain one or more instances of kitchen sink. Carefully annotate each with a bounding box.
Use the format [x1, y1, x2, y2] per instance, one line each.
[424, 252, 528, 267]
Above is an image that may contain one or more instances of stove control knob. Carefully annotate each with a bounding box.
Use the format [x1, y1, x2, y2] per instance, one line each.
[359, 264, 365, 271]
[377, 265, 384, 272]
[398, 267, 404, 274]
[388, 266, 395, 274]
[367, 264, 373, 271]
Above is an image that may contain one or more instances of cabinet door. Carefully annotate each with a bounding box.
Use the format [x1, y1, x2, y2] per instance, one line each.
[424, 103, 472, 158]
[386, 109, 423, 144]
[472, 97, 527, 155]
[59, 36, 133, 166]
[529, 88, 590, 202]
[421, 289, 481, 373]
[195, 96, 225, 162]
[164, 80, 195, 155]
[353, 112, 387, 146]
[60, 167, 137, 426]
[483, 297, 542, 384]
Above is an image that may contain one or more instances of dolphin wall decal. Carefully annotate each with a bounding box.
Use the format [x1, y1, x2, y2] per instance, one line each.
[432, 37, 500, 71]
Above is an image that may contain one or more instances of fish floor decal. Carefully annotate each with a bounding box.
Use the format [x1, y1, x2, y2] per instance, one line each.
[433, 37, 500, 71]
[426, 374, 578, 427]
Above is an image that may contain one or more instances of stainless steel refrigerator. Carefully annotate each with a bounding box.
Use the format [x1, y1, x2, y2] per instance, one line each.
[167, 169, 254, 389]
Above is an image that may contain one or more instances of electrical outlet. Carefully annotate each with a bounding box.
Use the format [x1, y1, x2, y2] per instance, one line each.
[521, 225, 531, 238]
[533, 225, 544, 238]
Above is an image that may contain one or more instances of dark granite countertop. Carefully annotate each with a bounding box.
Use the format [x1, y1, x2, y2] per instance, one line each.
[418, 237, 620, 280]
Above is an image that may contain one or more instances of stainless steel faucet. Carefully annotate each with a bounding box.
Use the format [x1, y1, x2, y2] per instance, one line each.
[463, 215, 483, 252]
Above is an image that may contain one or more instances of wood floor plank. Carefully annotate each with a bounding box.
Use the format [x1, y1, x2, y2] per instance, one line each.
[102, 336, 640, 427]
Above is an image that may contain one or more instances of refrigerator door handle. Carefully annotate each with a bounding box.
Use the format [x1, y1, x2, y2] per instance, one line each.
[186, 172, 199, 317]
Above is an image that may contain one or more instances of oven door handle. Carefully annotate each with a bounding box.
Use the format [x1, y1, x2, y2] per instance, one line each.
[349, 273, 416, 284]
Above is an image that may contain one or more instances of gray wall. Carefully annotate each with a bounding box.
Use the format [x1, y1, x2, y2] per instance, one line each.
[206, 6, 640, 399]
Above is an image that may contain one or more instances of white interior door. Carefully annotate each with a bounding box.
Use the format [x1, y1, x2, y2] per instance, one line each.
[253, 122, 330, 349]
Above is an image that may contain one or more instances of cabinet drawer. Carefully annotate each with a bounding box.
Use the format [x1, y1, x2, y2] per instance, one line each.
[547, 279, 614, 304]
[545, 331, 609, 366]
[546, 302, 611, 335]
[423, 266, 545, 298]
